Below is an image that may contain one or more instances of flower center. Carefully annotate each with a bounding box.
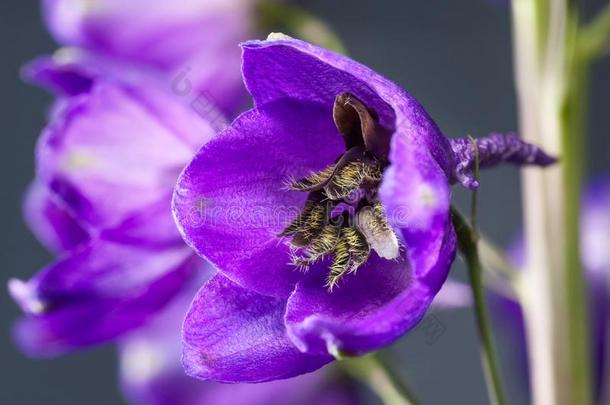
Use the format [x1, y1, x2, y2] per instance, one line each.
[280, 93, 400, 290]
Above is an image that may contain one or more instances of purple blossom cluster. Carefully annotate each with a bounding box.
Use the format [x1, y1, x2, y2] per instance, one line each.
[9, 1, 564, 404]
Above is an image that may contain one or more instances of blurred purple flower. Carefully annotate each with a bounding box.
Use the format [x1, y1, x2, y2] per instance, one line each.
[41, 0, 258, 114]
[172, 35, 554, 382]
[119, 271, 362, 405]
[8, 59, 217, 357]
[492, 178, 610, 401]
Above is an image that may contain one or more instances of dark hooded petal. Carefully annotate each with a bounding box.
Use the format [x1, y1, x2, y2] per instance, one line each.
[36, 78, 212, 230]
[23, 180, 89, 253]
[182, 274, 332, 383]
[285, 248, 456, 356]
[173, 98, 343, 298]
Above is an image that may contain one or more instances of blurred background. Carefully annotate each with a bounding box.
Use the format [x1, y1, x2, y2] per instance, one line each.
[1, 0, 608, 404]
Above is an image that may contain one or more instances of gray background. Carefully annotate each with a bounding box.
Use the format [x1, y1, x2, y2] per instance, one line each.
[1, 0, 608, 404]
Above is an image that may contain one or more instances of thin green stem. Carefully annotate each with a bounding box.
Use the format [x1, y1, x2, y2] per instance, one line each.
[340, 354, 418, 405]
[452, 207, 507, 405]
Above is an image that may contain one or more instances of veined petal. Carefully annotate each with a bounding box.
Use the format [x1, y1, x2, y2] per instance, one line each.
[173, 98, 343, 298]
[9, 249, 198, 358]
[119, 271, 357, 405]
[9, 204, 200, 357]
[36, 80, 212, 230]
[182, 274, 332, 383]
[285, 254, 439, 355]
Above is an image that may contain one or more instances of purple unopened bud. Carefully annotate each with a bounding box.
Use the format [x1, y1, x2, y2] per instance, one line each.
[451, 133, 557, 189]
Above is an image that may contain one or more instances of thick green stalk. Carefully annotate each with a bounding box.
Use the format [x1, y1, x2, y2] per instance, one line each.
[452, 208, 507, 405]
[340, 354, 418, 405]
[511, 1, 592, 404]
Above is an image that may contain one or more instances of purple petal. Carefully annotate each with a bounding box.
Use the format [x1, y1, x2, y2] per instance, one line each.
[23, 180, 89, 253]
[182, 274, 332, 383]
[22, 55, 95, 97]
[37, 79, 212, 230]
[100, 197, 185, 249]
[9, 220, 199, 357]
[119, 272, 357, 405]
[173, 99, 343, 298]
[43, 0, 253, 69]
[42, 0, 253, 115]
[10, 257, 197, 358]
[286, 254, 443, 356]
[380, 129, 457, 290]
[22, 51, 161, 99]
[241, 36, 455, 177]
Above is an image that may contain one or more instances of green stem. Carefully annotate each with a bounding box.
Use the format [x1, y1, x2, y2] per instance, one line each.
[340, 354, 418, 405]
[452, 207, 507, 405]
[511, 1, 592, 403]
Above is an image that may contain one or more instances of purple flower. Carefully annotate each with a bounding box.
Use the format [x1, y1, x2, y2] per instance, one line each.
[41, 0, 257, 114]
[8, 59, 217, 357]
[119, 271, 361, 405]
[172, 36, 554, 382]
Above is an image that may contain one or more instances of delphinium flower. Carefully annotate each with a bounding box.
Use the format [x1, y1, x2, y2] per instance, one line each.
[119, 271, 363, 405]
[172, 34, 556, 382]
[8, 59, 216, 356]
[40, 0, 257, 114]
[491, 178, 610, 401]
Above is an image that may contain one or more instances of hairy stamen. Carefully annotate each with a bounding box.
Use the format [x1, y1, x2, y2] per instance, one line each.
[327, 231, 352, 290]
[344, 227, 370, 273]
[287, 164, 336, 191]
[290, 224, 341, 270]
[280, 92, 399, 292]
[291, 204, 326, 247]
